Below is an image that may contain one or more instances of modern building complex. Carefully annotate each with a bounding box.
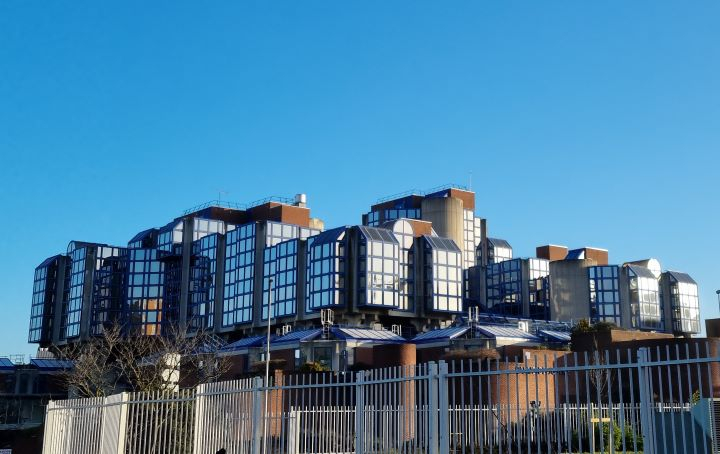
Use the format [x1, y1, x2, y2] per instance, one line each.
[28, 185, 701, 360]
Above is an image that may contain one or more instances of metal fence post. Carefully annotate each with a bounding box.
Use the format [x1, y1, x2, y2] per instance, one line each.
[42, 401, 56, 454]
[428, 362, 439, 454]
[354, 371, 365, 454]
[287, 408, 300, 454]
[192, 384, 205, 454]
[438, 360, 450, 454]
[115, 393, 130, 454]
[251, 376, 264, 454]
[638, 347, 657, 454]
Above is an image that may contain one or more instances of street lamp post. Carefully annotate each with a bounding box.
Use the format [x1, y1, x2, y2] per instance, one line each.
[716, 290, 720, 312]
[263, 277, 274, 454]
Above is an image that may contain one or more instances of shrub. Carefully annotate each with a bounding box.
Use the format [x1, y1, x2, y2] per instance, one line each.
[299, 361, 329, 373]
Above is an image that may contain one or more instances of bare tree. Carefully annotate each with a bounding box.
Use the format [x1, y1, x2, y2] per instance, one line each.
[56, 323, 230, 398]
[588, 335, 614, 403]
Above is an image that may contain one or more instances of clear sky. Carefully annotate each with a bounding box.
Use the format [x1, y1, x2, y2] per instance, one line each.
[1, 1, 718, 357]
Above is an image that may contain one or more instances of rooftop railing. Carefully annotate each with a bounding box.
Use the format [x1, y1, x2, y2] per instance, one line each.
[182, 195, 296, 216]
[375, 183, 470, 204]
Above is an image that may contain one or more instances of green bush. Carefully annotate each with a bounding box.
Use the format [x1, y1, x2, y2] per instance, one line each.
[299, 361, 329, 372]
[623, 424, 643, 451]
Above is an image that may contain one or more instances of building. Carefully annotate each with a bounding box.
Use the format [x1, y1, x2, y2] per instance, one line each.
[362, 185, 484, 270]
[547, 251, 699, 336]
[28, 185, 702, 356]
[0, 357, 70, 454]
[30, 196, 322, 346]
[30, 190, 471, 349]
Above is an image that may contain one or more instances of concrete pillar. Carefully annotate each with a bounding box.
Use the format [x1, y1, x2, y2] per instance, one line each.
[421, 197, 464, 250]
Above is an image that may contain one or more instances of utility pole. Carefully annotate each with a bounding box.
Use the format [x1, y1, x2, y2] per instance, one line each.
[263, 277, 274, 454]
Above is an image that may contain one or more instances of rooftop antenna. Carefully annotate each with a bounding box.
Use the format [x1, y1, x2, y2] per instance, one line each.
[469, 171, 473, 191]
[218, 189, 229, 201]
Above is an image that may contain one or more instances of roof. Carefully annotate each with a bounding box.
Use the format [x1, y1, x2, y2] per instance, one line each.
[272, 328, 323, 344]
[308, 227, 347, 246]
[357, 226, 399, 244]
[219, 335, 266, 352]
[423, 235, 461, 252]
[331, 327, 404, 342]
[626, 264, 657, 279]
[476, 325, 539, 340]
[30, 358, 73, 370]
[0, 358, 15, 370]
[538, 330, 572, 342]
[488, 238, 511, 249]
[412, 326, 470, 343]
[37, 255, 63, 269]
[128, 228, 157, 245]
[666, 271, 697, 285]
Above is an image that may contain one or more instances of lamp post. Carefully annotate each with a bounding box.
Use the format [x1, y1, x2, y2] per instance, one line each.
[263, 277, 274, 454]
[716, 290, 720, 312]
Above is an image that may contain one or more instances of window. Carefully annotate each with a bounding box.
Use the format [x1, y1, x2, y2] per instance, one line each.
[223, 223, 256, 326]
[666, 272, 699, 334]
[485, 259, 523, 317]
[424, 236, 463, 313]
[306, 228, 347, 312]
[262, 239, 299, 319]
[188, 233, 219, 330]
[625, 265, 661, 330]
[29, 256, 61, 343]
[588, 266, 621, 325]
[126, 248, 166, 335]
[357, 226, 400, 308]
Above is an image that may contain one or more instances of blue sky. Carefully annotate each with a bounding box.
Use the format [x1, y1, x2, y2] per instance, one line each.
[1, 1, 718, 356]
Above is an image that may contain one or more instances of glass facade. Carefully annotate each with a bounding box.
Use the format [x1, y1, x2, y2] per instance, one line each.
[626, 265, 662, 331]
[357, 226, 400, 308]
[389, 220, 415, 311]
[191, 218, 225, 241]
[306, 227, 347, 311]
[91, 253, 128, 336]
[477, 238, 513, 265]
[262, 239, 299, 319]
[126, 248, 166, 335]
[366, 208, 421, 227]
[157, 221, 184, 252]
[588, 266, 621, 325]
[223, 223, 256, 327]
[485, 258, 548, 319]
[261, 222, 319, 320]
[423, 236, 463, 313]
[665, 271, 700, 334]
[188, 233, 219, 330]
[485, 259, 521, 316]
[62, 245, 87, 339]
[463, 209, 480, 269]
[61, 243, 125, 339]
[127, 228, 157, 249]
[528, 259, 550, 320]
[28, 256, 62, 343]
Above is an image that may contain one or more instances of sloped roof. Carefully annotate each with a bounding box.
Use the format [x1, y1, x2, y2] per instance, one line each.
[272, 329, 323, 344]
[538, 330, 571, 342]
[412, 326, 470, 343]
[332, 327, 404, 342]
[30, 358, 73, 370]
[219, 335, 267, 352]
[666, 271, 697, 285]
[476, 325, 539, 341]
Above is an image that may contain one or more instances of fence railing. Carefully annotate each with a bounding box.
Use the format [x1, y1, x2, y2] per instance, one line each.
[42, 345, 720, 454]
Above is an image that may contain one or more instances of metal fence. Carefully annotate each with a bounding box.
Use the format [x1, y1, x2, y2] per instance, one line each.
[42, 344, 720, 454]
